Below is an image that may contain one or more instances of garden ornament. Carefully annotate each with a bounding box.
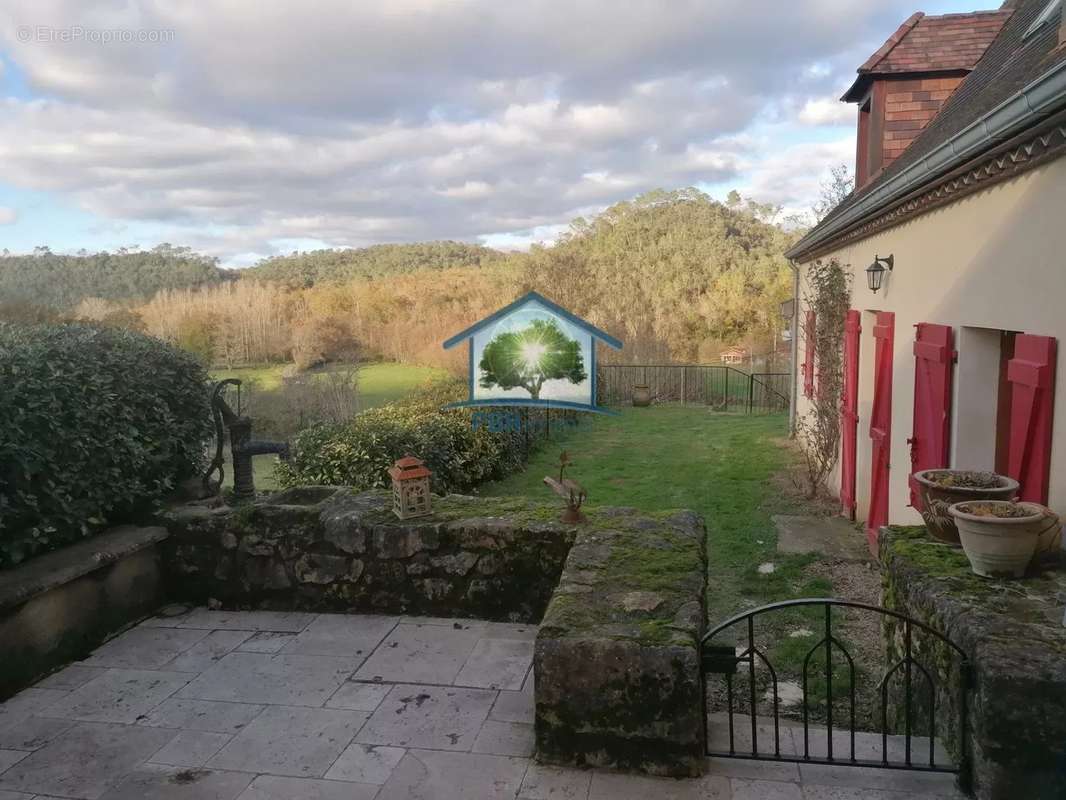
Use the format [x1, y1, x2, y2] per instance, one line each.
[543, 450, 587, 523]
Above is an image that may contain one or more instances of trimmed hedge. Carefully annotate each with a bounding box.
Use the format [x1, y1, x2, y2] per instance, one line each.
[0, 324, 212, 567]
[276, 378, 536, 495]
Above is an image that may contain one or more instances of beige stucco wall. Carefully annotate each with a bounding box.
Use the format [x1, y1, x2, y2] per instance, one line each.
[795, 155, 1066, 527]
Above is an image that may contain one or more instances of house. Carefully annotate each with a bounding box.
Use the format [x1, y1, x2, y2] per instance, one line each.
[719, 346, 747, 365]
[787, 0, 1066, 551]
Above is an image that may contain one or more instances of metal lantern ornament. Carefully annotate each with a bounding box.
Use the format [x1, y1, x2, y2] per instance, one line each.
[866, 254, 894, 293]
[389, 455, 432, 519]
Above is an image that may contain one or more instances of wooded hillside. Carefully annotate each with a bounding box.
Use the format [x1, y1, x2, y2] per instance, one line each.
[0, 245, 228, 312]
[3, 189, 800, 369]
[242, 241, 503, 287]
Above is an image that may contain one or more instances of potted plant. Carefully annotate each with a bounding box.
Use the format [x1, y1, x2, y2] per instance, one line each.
[912, 470, 1019, 545]
[947, 500, 1058, 578]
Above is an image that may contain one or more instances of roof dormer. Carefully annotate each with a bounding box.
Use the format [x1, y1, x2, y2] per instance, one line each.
[844, 9, 1012, 188]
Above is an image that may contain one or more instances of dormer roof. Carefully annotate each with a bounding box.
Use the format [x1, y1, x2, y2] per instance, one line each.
[843, 10, 1013, 102]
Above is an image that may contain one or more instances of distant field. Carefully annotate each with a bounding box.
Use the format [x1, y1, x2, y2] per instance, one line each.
[209, 362, 448, 409]
[208, 362, 448, 491]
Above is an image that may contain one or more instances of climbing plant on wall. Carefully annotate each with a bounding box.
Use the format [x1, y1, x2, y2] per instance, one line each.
[796, 258, 851, 498]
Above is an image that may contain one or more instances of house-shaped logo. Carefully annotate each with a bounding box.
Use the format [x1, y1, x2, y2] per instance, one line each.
[442, 291, 622, 413]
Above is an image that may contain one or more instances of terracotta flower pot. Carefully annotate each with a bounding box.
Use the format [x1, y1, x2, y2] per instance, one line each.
[632, 384, 651, 407]
[948, 500, 1054, 578]
[912, 470, 1019, 545]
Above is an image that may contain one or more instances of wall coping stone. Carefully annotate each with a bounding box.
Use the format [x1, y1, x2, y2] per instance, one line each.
[0, 525, 168, 613]
[880, 525, 1066, 800]
[535, 506, 707, 777]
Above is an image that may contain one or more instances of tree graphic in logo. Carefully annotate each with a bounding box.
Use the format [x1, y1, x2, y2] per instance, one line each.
[478, 318, 587, 400]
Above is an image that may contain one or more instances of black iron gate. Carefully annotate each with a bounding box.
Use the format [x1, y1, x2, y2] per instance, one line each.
[701, 599, 971, 793]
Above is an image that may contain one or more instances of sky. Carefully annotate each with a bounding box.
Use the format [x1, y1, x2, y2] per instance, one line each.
[0, 0, 986, 267]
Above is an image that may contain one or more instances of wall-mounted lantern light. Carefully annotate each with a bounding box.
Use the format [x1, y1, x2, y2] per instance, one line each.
[866, 254, 894, 293]
[779, 298, 795, 320]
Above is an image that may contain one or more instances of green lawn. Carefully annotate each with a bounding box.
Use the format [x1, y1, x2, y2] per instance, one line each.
[480, 406, 872, 723]
[209, 362, 447, 409]
[479, 407, 831, 621]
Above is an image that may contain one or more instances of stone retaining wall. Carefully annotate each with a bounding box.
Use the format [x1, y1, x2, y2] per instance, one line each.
[534, 507, 708, 777]
[881, 526, 1066, 800]
[161, 488, 577, 623]
[0, 525, 167, 700]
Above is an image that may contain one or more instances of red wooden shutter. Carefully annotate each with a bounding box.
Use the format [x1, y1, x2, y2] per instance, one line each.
[908, 324, 955, 509]
[1005, 335, 1057, 504]
[867, 312, 894, 553]
[803, 310, 816, 399]
[840, 310, 861, 519]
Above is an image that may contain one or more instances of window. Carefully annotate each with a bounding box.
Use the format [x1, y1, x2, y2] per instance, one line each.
[1025, 0, 1061, 39]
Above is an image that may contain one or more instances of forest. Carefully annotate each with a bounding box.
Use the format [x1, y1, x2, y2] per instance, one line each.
[0, 189, 802, 372]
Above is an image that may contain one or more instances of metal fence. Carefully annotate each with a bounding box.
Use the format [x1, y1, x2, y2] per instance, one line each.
[596, 364, 790, 414]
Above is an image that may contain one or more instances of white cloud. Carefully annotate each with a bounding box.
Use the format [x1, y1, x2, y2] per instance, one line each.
[0, 1, 917, 258]
[798, 97, 854, 126]
[0, 207, 17, 225]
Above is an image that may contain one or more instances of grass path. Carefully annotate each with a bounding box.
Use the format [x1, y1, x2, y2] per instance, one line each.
[479, 407, 831, 621]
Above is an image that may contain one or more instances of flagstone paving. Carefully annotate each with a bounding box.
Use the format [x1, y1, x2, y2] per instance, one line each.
[0, 608, 965, 799]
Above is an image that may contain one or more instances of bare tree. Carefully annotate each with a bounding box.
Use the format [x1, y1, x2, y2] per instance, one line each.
[812, 164, 855, 223]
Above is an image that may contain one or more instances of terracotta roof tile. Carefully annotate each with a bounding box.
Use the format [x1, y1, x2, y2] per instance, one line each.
[844, 9, 1013, 100]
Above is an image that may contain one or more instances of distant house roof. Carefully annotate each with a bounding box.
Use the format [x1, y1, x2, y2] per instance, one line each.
[789, 0, 1066, 261]
[720, 346, 746, 357]
[441, 291, 623, 350]
[843, 10, 1013, 101]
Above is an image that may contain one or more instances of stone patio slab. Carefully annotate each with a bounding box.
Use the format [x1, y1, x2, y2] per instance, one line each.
[799, 786, 960, 800]
[97, 765, 253, 800]
[281, 614, 397, 659]
[237, 774, 379, 800]
[454, 637, 533, 690]
[0, 714, 75, 750]
[489, 688, 534, 724]
[798, 763, 962, 795]
[324, 742, 405, 784]
[0, 722, 175, 799]
[0, 689, 70, 717]
[34, 666, 107, 692]
[518, 762, 593, 800]
[375, 749, 528, 800]
[207, 705, 367, 778]
[177, 652, 353, 707]
[165, 630, 254, 673]
[138, 698, 265, 733]
[325, 682, 392, 712]
[0, 751, 28, 773]
[472, 720, 535, 757]
[148, 730, 233, 767]
[81, 628, 210, 670]
[236, 632, 296, 653]
[168, 609, 317, 632]
[38, 669, 190, 724]
[353, 623, 482, 685]
[355, 684, 495, 751]
[588, 770, 732, 800]
[730, 777, 803, 800]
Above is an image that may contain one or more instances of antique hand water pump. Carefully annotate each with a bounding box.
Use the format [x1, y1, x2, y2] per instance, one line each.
[202, 379, 290, 500]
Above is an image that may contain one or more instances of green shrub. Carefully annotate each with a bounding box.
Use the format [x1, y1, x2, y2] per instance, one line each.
[276, 378, 535, 494]
[0, 323, 212, 567]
